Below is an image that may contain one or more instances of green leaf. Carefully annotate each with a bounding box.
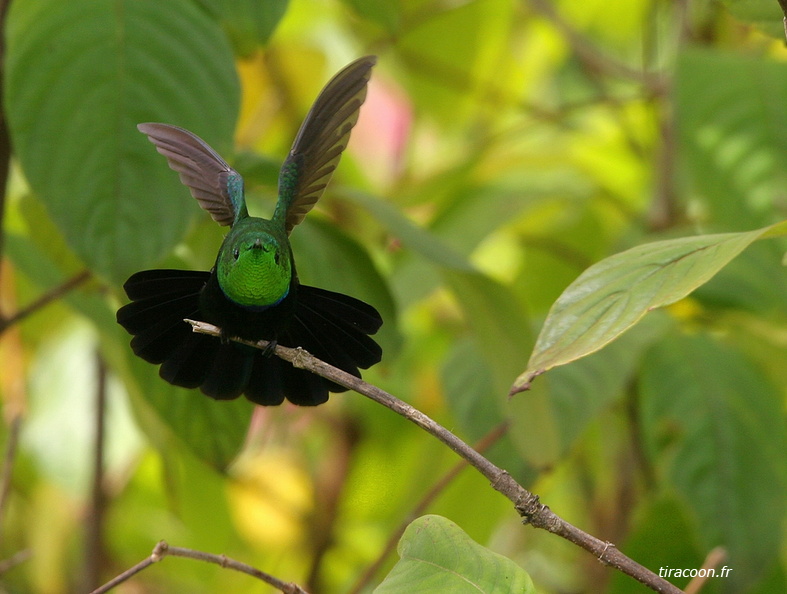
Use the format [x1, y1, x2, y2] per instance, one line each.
[290, 217, 401, 355]
[5, 0, 239, 284]
[509, 313, 667, 467]
[376, 515, 535, 594]
[347, 190, 474, 272]
[693, 241, 787, 315]
[443, 270, 532, 396]
[4, 232, 116, 335]
[640, 333, 787, 592]
[442, 340, 534, 483]
[676, 48, 787, 226]
[720, 0, 785, 38]
[607, 496, 703, 594]
[219, 0, 288, 57]
[7, 225, 249, 469]
[513, 220, 787, 392]
[121, 351, 253, 471]
[340, 0, 399, 32]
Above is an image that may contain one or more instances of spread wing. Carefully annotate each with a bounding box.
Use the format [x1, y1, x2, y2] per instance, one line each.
[138, 123, 248, 226]
[273, 56, 376, 234]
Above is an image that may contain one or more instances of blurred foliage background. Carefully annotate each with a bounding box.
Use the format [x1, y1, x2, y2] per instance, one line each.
[0, 0, 786, 592]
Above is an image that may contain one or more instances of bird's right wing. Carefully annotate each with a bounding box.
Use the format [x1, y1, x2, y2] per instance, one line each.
[273, 56, 375, 234]
[138, 123, 248, 226]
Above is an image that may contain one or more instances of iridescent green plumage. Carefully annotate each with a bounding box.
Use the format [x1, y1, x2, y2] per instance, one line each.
[117, 57, 381, 406]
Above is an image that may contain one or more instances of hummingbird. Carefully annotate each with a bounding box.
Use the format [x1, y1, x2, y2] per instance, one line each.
[117, 56, 382, 406]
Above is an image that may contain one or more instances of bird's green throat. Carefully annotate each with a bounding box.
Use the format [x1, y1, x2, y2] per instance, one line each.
[216, 222, 291, 309]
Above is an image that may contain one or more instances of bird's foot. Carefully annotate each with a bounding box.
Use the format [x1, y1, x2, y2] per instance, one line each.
[261, 339, 278, 357]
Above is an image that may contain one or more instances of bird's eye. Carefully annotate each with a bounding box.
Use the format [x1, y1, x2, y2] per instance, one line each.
[233, 248, 240, 260]
[274, 251, 280, 264]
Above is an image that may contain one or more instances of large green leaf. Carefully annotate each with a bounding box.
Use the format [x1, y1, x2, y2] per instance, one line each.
[5, 0, 239, 284]
[640, 334, 787, 592]
[693, 241, 787, 315]
[720, 0, 785, 37]
[120, 349, 253, 471]
[676, 48, 787, 227]
[513, 220, 787, 393]
[290, 217, 401, 355]
[509, 313, 667, 467]
[607, 496, 703, 594]
[5, 230, 250, 470]
[219, 0, 289, 56]
[443, 270, 532, 396]
[376, 515, 535, 594]
[442, 340, 534, 484]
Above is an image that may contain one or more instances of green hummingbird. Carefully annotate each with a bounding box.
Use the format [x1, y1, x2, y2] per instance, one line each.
[117, 56, 382, 406]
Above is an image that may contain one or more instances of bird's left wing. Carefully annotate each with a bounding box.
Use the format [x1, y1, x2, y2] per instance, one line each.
[273, 56, 376, 234]
[138, 123, 247, 226]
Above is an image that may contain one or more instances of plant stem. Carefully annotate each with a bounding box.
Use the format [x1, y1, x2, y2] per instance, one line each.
[82, 350, 108, 591]
[90, 541, 309, 594]
[187, 319, 683, 594]
[0, 270, 91, 335]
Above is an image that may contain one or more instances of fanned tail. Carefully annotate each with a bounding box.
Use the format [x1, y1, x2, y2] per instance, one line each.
[117, 269, 209, 364]
[117, 269, 253, 400]
[248, 285, 383, 406]
[118, 272, 383, 406]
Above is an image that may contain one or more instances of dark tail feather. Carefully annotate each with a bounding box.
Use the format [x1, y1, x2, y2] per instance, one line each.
[292, 285, 383, 369]
[296, 286, 383, 334]
[201, 343, 255, 400]
[159, 332, 217, 389]
[245, 355, 328, 406]
[117, 270, 209, 364]
[118, 273, 383, 406]
[241, 285, 383, 406]
[245, 356, 286, 406]
[245, 285, 382, 406]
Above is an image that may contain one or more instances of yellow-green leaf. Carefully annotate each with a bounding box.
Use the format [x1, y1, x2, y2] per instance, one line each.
[513, 220, 787, 393]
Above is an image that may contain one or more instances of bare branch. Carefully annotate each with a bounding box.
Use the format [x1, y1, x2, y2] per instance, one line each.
[0, 270, 91, 335]
[0, 549, 31, 575]
[779, 1, 787, 41]
[528, 0, 664, 92]
[684, 547, 727, 594]
[82, 351, 108, 591]
[186, 319, 683, 594]
[0, 414, 21, 536]
[91, 540, 308, 594]
[0, 0, 13, 287]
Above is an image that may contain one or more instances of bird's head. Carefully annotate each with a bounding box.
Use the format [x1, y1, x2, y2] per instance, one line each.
[217, 229, 291, 308]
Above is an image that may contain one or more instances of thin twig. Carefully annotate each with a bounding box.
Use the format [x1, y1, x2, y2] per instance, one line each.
[90, 540, 308, 594]
[0, 0, 13, 286]
[528, 0, 664, 92]
[0, 414, 21, 542]
[0, 548, 31, 575]
[0, 270, 91, 334]
[349, 422, 509, 594]
[186, 319, 683, 594]
[684, 547, 726, 594]
[305, 415, 360, 592]
[779, 0, 787, 41]
[82, 351, 108, 591]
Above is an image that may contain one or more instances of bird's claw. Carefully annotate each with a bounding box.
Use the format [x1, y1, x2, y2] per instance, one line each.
[261, 340, 278, 357]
